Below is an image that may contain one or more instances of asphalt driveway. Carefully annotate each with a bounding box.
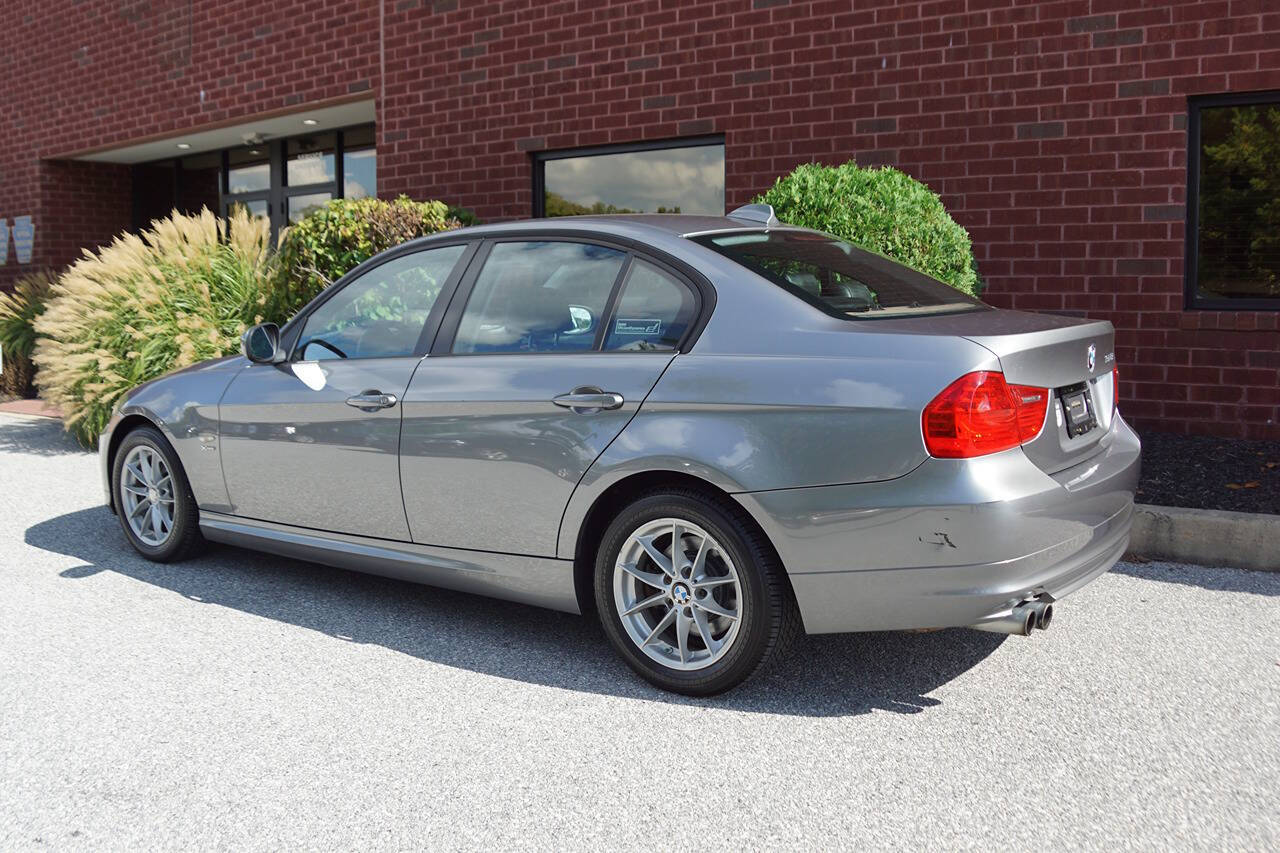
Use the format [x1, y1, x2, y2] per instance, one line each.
[1, 412, 1276, 849]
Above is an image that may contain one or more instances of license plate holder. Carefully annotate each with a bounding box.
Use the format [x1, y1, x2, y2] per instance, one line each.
[1059, 384, 1096, 438]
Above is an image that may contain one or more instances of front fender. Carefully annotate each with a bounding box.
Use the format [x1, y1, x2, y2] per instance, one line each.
[100, 356, 243, 513]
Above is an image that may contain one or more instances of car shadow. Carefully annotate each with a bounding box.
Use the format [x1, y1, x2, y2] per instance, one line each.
[26, 506, 1007, 718]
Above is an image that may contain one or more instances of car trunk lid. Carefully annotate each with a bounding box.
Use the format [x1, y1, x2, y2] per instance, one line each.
[859, 308, 1119, 474]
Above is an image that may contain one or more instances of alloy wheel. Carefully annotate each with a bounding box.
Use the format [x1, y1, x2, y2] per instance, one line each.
[120, 445, 176, 547]
[612, 517, 743, 671]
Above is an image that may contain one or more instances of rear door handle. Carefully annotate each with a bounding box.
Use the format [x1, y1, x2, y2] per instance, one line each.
[552, 388, 625, 412]
[346, 391, 398, 411]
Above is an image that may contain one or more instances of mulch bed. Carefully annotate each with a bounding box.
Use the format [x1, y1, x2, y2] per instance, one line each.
[1137, 430, 1280, 515]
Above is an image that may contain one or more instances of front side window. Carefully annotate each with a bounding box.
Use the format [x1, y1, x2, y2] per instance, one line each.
[535, 139, 725, 217]
[693, 231, 985, 319]
[295, 244, 466, 360]
[452, 241, 626, 354]
[603, 260, 697, 351]
[1189, 94, 1280, 308]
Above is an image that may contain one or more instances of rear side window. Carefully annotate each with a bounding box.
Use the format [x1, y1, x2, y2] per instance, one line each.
[603, 260, 697, 352]
[692, 231, 985, 319]
[452, 241, 625, 354]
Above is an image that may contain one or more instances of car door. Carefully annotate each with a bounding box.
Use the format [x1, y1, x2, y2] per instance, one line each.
[400, 238, 704, 556]
[218, 242, 473, 540]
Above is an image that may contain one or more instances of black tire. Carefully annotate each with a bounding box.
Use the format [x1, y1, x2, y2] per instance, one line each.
[594, 488, 800, 696]
[110, 425, 205, 562]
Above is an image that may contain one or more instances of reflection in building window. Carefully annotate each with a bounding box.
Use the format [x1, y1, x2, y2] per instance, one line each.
[287, 133, 336, 186]
[343, 126, 377, 199]
[288, 192, 333, 223]
[1191, 95, 1280, 306]
[229, 199, 269, 221]
[227, 147, 270, 194]
[537, 140, 724, 217]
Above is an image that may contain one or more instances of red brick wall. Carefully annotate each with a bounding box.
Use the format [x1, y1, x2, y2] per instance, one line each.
[379, 0, 1280, 439]
[0, 0, 379, 289]
[2, 0, 1278, 438]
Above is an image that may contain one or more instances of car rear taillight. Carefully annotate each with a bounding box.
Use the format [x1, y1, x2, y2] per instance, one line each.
[922, 371, 1049, 459]
[1112, 366, 1119, 415]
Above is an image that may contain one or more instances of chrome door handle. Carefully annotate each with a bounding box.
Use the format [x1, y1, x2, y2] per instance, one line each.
[345, 391, 398, 411]
[552, 388, 625, 412]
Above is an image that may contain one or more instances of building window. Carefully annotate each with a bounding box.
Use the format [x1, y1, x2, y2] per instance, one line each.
[1187, 93, 1280, 309]
[532, 137, 725, 218]
[131, 124, 376, 237]
[342, 125, 377, 200]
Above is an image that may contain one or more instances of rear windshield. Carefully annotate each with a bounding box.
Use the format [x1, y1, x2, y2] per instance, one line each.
[692, 230, 987, 319]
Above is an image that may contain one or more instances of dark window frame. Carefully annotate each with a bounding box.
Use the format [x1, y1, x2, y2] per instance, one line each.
[1185, 91, 1280, 311]
[530, 135, 726, 218]
[431, 233, 709, 357]
[281, 238, 480, 362]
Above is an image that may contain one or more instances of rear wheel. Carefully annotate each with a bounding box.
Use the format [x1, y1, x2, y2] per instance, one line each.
[111, 425, 204, 562]
[594, 489, 799, 695]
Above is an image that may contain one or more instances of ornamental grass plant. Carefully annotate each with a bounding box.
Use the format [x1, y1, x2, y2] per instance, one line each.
[33, 207, 276, 446]
[0, 269, 55, 398]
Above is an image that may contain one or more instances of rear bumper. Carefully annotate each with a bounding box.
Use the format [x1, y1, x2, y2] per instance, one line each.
[734, 416, 1141, 633]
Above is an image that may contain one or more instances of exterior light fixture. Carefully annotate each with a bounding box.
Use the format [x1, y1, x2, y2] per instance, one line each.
[176, 142, 191, 149]
[302, 118, 318, 126]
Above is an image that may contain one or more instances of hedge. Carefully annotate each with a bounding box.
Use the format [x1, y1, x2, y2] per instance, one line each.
[756, 161, 980, 295]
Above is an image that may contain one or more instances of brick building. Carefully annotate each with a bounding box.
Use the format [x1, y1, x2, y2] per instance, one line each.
[1, 0, 1277, 437]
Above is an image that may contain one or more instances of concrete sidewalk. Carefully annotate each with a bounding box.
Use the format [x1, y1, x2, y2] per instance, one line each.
[2, 410, 1278, 849]
[0, 398, 60, 418]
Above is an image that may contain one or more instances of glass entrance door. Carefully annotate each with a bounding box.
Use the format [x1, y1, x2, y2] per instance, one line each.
[228, 127, 376, 235]
[131, 125, 376, 236]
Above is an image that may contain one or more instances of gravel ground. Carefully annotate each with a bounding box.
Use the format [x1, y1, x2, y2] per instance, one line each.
[1137, 429, 1280, 514]
[1, 412, 1277, 850]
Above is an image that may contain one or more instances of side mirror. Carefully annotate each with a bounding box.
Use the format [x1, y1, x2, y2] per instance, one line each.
[242, 323, 283, 363]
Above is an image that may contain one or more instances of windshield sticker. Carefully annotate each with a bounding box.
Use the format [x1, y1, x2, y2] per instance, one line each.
[614, 318, 662, 336]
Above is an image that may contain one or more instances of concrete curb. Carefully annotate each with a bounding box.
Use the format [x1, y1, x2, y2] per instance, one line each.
[1128, 503, 1280, 572]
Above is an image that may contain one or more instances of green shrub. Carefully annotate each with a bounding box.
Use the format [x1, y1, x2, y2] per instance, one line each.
[274, 195, 461, 316]
[0, 270, 55, 398]
[33, 208, 277, 446]
[447, 205, 480, 227]
[756, 161, 979, 295]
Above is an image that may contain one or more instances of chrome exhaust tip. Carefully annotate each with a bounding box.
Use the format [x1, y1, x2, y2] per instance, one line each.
[969, 603, 1036, 636]
[1028, 600, 1054, 630]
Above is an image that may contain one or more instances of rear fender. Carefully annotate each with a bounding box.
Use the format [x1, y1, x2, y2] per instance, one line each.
[555, 347, 998, 560]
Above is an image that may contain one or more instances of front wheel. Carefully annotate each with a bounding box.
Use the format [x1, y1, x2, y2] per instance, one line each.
[111, 425, 204, 562]
[594, 490, 799, 695]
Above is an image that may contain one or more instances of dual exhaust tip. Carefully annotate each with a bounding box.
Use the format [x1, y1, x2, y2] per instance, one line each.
[970, 599, 1054, 636]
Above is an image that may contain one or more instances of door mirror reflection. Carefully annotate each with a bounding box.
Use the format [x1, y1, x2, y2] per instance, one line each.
[567, 304, 595, 335]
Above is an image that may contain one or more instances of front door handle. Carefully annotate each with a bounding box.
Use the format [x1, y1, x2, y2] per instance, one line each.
[552, 387, 625, 413]
[346, 390, 398, 411]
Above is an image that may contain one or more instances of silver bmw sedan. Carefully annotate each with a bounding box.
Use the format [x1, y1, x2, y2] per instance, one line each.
[99, 205, 1140, 695]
